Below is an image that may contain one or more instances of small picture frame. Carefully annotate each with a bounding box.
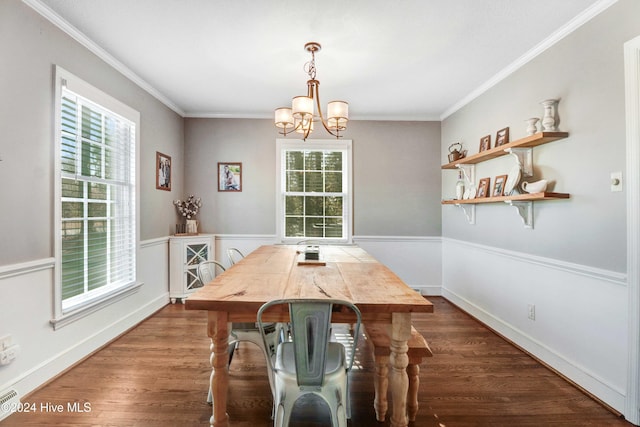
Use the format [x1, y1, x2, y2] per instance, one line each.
[156, 152, 171, 191]
[493, 174, 508, 197]
[495, 127, 510, 147]
[218, 162, 242, 192]
[476, 177, 491, 198]
[479, 135, 491, 152]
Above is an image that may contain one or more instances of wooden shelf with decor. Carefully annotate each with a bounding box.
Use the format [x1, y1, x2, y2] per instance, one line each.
[442, 192, 570, 205]
[441, 131, 569, 169]
[441, 130, 570, 228]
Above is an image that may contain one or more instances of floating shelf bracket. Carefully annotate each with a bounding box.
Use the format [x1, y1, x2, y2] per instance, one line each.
[505, 147, 533, 178]
[455, 203, 476, 225]
[454, 164, 476, 224]
[505, 200, 533, 228]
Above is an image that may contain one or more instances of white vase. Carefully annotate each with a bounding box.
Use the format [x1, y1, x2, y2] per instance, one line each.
[186, 219, 198, 234]
[525, 118, 540, 136]
[540, 99, 559, 131]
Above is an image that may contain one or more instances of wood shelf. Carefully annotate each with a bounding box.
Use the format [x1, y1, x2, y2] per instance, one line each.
[442, 192, 570, 205]
[441, 131, 569, 169]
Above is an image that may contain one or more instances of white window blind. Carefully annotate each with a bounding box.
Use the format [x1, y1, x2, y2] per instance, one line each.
[53, 67, 140, 325]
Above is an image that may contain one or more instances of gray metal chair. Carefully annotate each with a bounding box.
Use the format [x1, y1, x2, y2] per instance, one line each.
[196, 260, 226, 285]
[226, 247, 245, 266]
[257, 299, 362, 427]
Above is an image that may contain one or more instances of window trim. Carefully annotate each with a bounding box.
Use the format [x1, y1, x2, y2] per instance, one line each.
[52, 66, 141, 329]
[275, 139, 353, 244]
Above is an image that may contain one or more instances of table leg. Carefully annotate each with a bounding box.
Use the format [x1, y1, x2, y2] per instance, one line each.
[406, 362, 420, 421]
[373, 354, 389, 421]
[208, 311, 230, 427]
[389, 312, 411, 427]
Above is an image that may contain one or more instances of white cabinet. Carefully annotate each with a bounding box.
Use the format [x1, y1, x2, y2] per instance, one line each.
[169, 234, 215, 303]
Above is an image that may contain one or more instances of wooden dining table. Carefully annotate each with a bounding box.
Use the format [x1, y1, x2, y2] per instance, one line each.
[185, 244, 433, 427]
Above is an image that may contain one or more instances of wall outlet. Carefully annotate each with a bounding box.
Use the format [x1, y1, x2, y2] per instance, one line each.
[528, 304, 536, 320]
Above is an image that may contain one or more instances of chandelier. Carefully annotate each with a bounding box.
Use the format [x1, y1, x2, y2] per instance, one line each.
[274, 42, 349, 140]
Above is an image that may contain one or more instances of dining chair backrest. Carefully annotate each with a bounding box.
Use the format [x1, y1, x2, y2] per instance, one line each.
[197, 260, 226, 285]
[226, 247, 245, 266]
[257, 298, 361, 388]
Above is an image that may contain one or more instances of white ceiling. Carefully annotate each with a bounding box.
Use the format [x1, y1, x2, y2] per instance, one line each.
[34, 0, 609, 120]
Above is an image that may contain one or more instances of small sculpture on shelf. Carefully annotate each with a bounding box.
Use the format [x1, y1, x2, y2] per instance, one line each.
[525, 117, 540, 136]
[540, 99, 559, 131]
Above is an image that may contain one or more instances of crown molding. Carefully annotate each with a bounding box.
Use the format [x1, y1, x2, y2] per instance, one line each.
[440, 0, 619, 120]
[22, 0, 618, 123]
[22, 0, 186, 117]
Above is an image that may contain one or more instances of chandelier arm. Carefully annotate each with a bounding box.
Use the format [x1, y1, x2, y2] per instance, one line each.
[278, 119, 307, 137]
[312, 81, 340, 138]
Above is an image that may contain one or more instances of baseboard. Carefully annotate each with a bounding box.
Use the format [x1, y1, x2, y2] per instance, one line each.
[2, 293, 169, 400]
[441, 287, 626, 412]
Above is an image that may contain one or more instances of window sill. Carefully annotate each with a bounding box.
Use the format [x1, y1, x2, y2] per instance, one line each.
[50, 281, 144, 330]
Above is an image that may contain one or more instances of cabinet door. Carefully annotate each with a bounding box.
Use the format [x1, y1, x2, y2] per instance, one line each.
[185, 242, 209, 291]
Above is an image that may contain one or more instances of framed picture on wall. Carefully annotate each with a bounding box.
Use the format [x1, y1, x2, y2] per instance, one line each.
[479, 135, 491, 152]
[156, 151, 171, 191]
[218, 162, 242, 192]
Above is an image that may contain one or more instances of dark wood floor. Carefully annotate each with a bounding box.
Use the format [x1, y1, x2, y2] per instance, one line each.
[1, 297, 631, 426]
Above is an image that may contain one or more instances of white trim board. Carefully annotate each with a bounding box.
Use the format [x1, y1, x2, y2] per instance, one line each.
[624, 33, 640, 426]
[442, 237, 629, 413]
[0, 258, 54, 281]
[0, 294, 167, 401]
[440, 0, 619, 120]
[443, 238, 626, 286]
[442, 288, 626, 412]
[21, 0, 184, 116]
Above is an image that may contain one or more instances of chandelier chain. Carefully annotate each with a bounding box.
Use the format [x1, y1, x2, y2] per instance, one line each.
[304, 49, 317, 80]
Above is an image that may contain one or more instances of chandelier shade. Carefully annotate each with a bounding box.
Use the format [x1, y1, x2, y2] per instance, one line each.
[274, 107, 294, 129]
[274, 42, 348, 140]
[292, 96, 314, 118]
[327, 101, 348, 130]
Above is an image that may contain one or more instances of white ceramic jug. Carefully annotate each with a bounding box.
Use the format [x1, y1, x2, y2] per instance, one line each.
[521, 179, 548, 194]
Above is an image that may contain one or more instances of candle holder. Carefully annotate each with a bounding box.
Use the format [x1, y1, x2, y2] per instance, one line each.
[525, 117, 540, 135]
[540, 99, 559, 131]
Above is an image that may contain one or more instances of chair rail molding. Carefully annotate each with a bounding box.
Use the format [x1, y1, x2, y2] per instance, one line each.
[443, 238, 626, 286]
[0, 258, 55, 281]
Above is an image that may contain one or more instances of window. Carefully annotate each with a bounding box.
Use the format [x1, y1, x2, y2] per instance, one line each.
[276, 139, 352, 243]
[53, 66, 140, 327]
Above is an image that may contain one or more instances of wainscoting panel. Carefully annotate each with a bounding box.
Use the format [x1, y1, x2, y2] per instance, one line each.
[354, 236, 442, 295]
[0, 238, 170, 402]
[442, 238, 628, 413]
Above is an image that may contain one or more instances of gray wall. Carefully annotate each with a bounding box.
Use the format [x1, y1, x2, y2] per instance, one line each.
[441, 0, 639, 272]
[0, 0, 184, 266]
[183, 118, 441, 237]
[0, 0, 181, 405]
